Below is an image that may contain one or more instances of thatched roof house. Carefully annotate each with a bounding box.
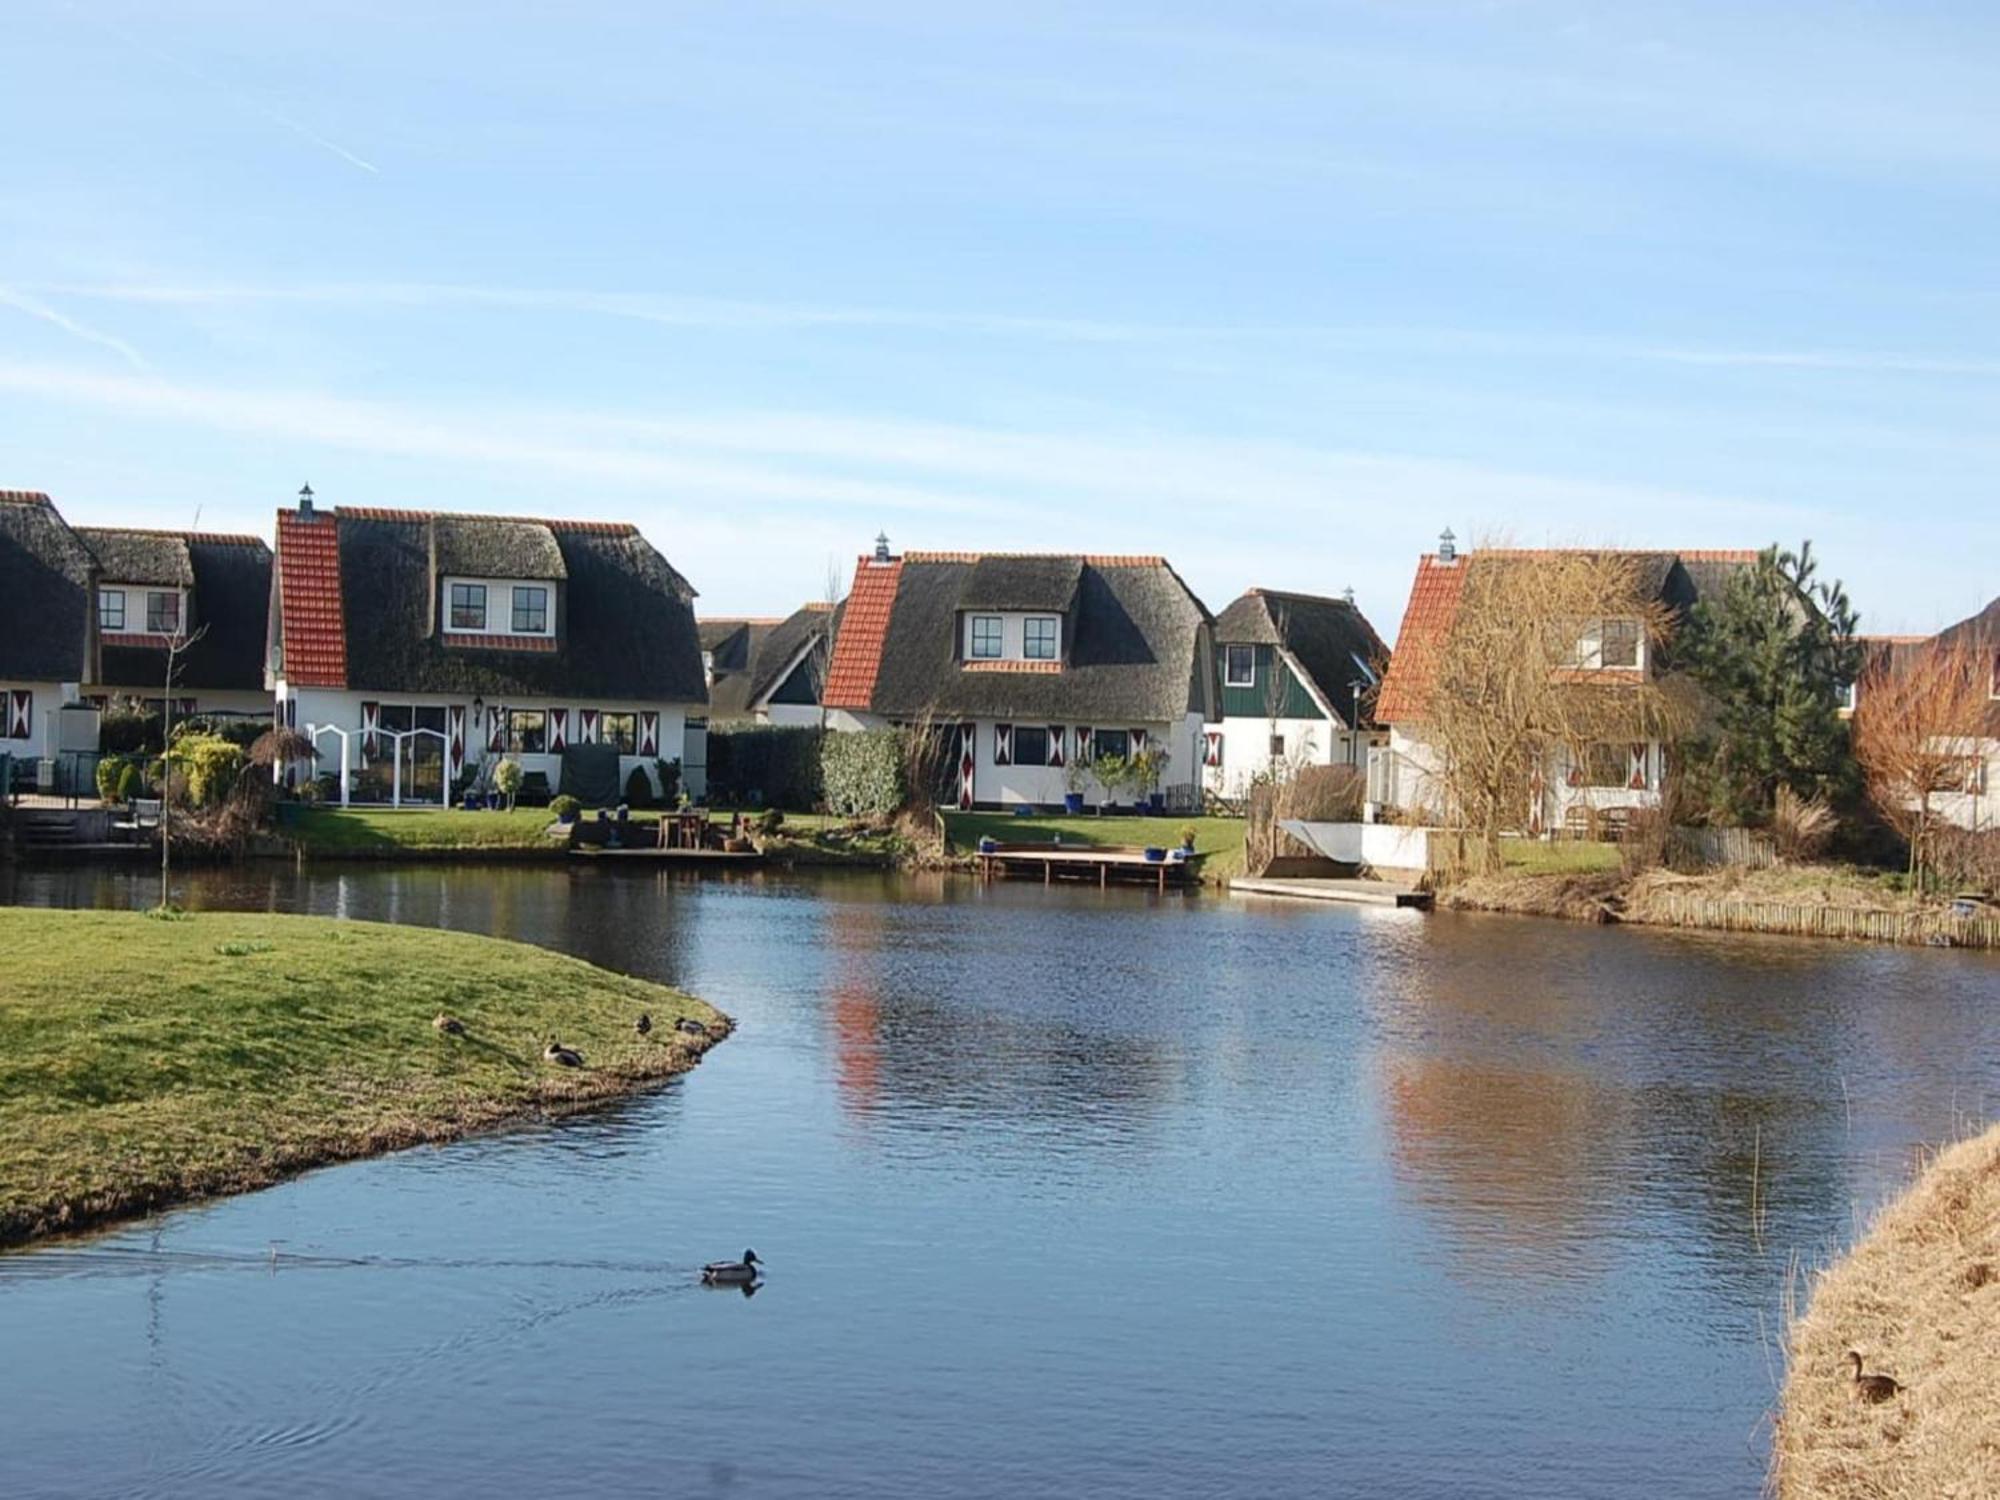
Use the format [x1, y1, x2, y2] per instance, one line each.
[78, 526, 272, 697]
[701, 603, 837, 724]
[0, 491, 96, 686]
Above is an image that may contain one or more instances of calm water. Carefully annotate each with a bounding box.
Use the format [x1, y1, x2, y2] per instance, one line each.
[2, 864, 1996, 1499]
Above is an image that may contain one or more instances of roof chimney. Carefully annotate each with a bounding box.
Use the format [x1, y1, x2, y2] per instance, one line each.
[1437, 527, 1457, 563]
[297, 483, 316, 518]
[1342, 585, 1356, 605]
[873, 530, 892, 563]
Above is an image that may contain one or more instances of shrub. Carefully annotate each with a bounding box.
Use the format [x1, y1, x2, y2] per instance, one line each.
[1771, 785, 1838, 863]
[99, 707, 162, 755]
[117, 761, 142, 804]
[493, 757, 525, 809]
[549, 794, 582, 820]
[624, 765, 654, 809]
[822, 729, 904, 816]
[755, 807, 785, 836]
[655, 757, 681, 808]
[707, 726, 822, 810]
[95, 755, 127, 804]
[172, 732, 244, 807]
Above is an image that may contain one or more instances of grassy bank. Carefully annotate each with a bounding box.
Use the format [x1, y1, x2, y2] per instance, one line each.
[1776, 1121, 2000, 1499]
[941, 812, 1246, 884]
[289, 806, 567, 856]
[0, 908, 726, 1246]
[1437, 861, 1994, 945]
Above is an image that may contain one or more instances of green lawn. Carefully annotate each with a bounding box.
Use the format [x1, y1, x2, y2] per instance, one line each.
[1498, 836, 1622, 874]
[290, 805, 567, 853]
[942, 811, 1246, 882]
[0, 908, 725, 1245]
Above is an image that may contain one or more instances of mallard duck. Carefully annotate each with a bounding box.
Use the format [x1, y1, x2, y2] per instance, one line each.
[635, 1013, 653, 1037]
[1847, 1351, 1903, 1403]
[543, 1040, 584, 1068]
[702, 1249, 760, 1284]
[676, 1017, 708, 1038]
[433, 1013, 466, 1036]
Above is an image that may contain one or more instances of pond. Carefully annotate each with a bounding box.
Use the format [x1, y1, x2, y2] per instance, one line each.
[2, 863, 1996, 1498]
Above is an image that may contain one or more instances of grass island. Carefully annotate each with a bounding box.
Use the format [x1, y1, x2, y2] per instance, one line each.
[0, 907, 727, 1246]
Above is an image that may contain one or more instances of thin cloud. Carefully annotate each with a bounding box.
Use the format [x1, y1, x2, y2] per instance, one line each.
[0, 287, 145, 368]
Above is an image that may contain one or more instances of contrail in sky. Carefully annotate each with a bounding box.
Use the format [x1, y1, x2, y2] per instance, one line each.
[0, 286, 145, 368]
[68, 4, 379, 174]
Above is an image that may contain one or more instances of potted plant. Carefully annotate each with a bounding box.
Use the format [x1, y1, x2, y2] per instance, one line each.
[550, 793, 582, 826]
[1062, 753, 1089, 815]
[978, 833, 999, 854]
[1143, 844, 1167, 862]
[1094, 753, 1131, 812]
[1134, 745, 1170, 813]
[493, 757, 524, 811]
[1177, 823, 1198, 852]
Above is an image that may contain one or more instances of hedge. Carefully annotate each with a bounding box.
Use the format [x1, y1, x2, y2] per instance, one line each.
[706, 726, 823, 810]
[821, 729, 903, 816]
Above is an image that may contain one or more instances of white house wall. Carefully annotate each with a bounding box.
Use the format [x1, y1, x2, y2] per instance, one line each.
[1204, 714, 1364, 799]
[967, 713, 1205, 809]
[0, 681, 69, 760]
[280, 683, 695, 804]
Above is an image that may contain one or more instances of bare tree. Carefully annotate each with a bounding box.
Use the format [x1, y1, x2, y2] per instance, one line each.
[156, 618, 209, 911]
[1419, 548, 1692, 874]
[1852, 636, 1991, 889]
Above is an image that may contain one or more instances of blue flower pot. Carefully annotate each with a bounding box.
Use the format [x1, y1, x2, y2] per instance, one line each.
[1143, 846, 1167, 863]
[1063, 793, 1084, 814]
[978, 837, 999, 854]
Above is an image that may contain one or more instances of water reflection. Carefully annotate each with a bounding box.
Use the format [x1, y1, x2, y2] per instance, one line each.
[1, 864, 1996, 1499]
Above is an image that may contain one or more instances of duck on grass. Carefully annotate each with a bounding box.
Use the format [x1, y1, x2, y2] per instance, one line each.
[0, 907, 730, 1247]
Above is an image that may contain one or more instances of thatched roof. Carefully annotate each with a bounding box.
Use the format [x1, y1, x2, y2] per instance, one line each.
[0, 491, 95, 681]
[79, 528, 195, 587]
[93, 534, 273, 692]
[432, 515, 567, 580]
[306, 509, 705, 701]
[958, 555, 1083, 613]
[829, 552, 1212, 722]
[1213, 588, 1389, 724]
[700, 605, 837, 720]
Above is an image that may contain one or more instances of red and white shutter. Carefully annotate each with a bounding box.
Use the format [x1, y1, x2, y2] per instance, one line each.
[639, 711, 659, 756]
[550, 707, 569, 753]
[994, 723, 1012, 766]
[579, 708, 599, 745]
[360, 701, 380, 760]
[1527, 764, 1546, 835]
[1204, 730, 1223, 768]
[1566, 748, 1582, 787]
[958, 723, 976, 809]
[1047, 725, 1065, 769]
[487, 708, 506, 754]
[6, 689, 29, 740]
[1628, 743, 1648, 791]
[447, 705, 466, 766]
[1129, 727, 1147, 755]
[1076, 726, 1093, 764]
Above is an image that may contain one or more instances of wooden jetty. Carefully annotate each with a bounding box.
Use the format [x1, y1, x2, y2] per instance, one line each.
[568, 846, 763, 865]
[975, 842, 1204, 891]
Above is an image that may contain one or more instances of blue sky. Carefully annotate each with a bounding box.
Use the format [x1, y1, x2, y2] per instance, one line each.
[1, 1, 1995, 635]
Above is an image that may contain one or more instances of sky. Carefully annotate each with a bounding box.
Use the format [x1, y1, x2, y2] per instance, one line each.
[1, 1, 1995, 637]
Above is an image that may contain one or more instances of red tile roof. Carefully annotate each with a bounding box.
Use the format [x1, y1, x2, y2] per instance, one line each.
[822, 556, 902, 709]
[903, 550, 1165, 566]
[960, 659, 1063, 674]
[1372, 555, 1465, 724]
[275, 509, 349, 688]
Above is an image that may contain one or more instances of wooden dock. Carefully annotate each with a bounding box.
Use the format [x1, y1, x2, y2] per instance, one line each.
[569, 846, 763, 865]
[976, 843, 1204, 891]
[1230, 877, 1431, 909]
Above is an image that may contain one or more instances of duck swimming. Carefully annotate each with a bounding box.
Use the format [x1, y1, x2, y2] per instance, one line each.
[1846, 1351, 1903, 1403]
[702, 1249, 761, 1285]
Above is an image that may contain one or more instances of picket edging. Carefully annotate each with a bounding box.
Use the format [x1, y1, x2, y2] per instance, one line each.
[1642, 892, 1999, 949]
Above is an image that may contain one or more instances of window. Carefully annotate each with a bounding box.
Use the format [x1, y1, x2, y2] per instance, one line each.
[1024, 617, 1058, 661]
[511, 585, 549, 634]
[1838, 680, 1857, 712]
[377, 703, 414, 734]
[1269, 734, 1286, 758]
[1092, 728, 1130, 761]
[1583, 743, 1629, 788]
[146, 591, 181, 634]
[600, 711, 638, 753]
[1224, 645, 1256, 688]
[450, 583, 487, 631]
[1600, 619, 1642, 669]
[970, 615, 1003, 659]
[507, 708, 547, 754]
[99, 589, 126, 632]
[1012, 726, 1051, 766]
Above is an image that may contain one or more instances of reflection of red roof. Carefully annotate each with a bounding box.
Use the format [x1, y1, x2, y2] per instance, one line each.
[823, 556, 901, 710]
[1373, 556, 1465, 724]
[275, 509, 348, 688]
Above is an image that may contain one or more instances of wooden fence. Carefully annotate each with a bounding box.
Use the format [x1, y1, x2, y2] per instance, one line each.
[1642, 892, 2000, 949]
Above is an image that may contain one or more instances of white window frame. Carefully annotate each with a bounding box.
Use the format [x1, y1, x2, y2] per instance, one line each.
[443, 576, 557, 639]
[511, 584, 550, 635]
[450, 582, 488, 631]
[1224, 644, 1256, 688]
[600, 710, 638, 753]
[1024, 616, 1059, 661]
[145, 589, 183, 635]
[970, 615, 1003, 660]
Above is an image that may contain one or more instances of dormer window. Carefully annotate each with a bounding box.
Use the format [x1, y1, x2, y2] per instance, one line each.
[450, 583, 487, 631]
[970, 616, 1003, 659]
[511, 585, 549, 634]
[1567, 618, 1644, 671]
[99, 588, 126, 632]
[146, 590, 182, 634]
[1024, 616, 1059, 660]
[1224, 645, 1255, 688]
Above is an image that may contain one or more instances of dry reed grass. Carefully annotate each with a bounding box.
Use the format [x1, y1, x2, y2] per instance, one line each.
[1775, 1123, 2000, 1499]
